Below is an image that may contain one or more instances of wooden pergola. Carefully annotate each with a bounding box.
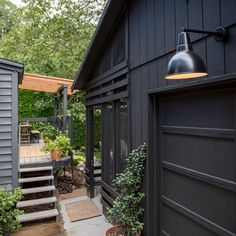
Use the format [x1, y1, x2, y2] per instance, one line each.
[19, 73, 76, 95]
[19, 72, 77, 133]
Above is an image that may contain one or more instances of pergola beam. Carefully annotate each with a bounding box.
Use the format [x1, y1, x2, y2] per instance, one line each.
[20, 73, 77, 95]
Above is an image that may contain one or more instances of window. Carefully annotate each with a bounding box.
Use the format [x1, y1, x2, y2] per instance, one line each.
[102, 102, 115, 185]
[119, 100, 128, 166]
[102, 99, 129, 186]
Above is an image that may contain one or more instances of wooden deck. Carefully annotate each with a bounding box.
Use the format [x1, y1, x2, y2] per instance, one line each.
[20, 143, 51, 165]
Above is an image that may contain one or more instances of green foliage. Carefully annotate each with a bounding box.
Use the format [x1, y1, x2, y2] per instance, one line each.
[0, 188, 23, 235]
[107, 144, 147, 236]
[42, 133, 72, 157]
[0, 0, 107, 149]
[0, 0, 106, 78]
[40, 123, 58, 140]
[73, 152, 86, 165]
[19, 90, 54, 118]
[31, 122, 46, 131]
[55, 133, 72, 157]
[0, 0, 19, 37]
[94, 149, 101, 161]
[68, 92, 86, 148]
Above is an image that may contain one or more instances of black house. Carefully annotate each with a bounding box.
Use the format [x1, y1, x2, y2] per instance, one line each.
[72, 0, 236, 235]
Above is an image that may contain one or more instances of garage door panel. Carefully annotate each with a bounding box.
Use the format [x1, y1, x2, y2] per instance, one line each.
[162, 90, 234, 129]
[162, 170, 236, 233]
[163, 133, 236, 181]
[158, 85, 236, 236]
[162, 205, 218, 236]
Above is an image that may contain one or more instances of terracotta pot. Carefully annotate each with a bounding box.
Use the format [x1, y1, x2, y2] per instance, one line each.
[51, 149, 61, 160]
[40, 135, 44, 140]
[105, 225, 141, 236]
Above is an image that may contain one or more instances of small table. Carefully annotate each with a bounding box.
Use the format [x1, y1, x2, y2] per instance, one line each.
[31, 130, 40, 143]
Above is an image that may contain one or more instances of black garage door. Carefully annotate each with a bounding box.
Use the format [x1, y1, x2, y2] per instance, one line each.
[158, 85, 236, 236]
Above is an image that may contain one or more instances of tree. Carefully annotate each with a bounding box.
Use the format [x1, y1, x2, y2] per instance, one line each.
[0, 0, 106, 78]
[0, 0, 18, 38]
[0, 0, 107, 148]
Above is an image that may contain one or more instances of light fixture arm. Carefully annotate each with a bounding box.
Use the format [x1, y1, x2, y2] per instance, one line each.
[181, 26, 229, 42]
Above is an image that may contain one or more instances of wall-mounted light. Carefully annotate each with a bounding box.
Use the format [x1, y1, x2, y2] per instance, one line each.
[165, 27, 229, 80]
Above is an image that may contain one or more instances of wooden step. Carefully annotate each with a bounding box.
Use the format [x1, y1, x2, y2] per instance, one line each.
[17, 196, 57, 208]
[19, 166, 53, 173]
[17, 209, 59, 223]
[19, 175, 54, 183]
[22, 185, 55, 194]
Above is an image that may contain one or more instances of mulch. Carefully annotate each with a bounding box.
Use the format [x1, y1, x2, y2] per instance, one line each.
[57, 165, 85, 194]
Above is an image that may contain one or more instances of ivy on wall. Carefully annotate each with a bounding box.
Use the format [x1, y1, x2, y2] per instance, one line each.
[19, 90, 54, 118]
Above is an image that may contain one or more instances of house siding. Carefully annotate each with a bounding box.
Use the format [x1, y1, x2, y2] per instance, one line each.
[0, 69, 19, 191]
[79, 0, 236, 235]
[128, 0, 236, 151]
[128, 0, 236, 235]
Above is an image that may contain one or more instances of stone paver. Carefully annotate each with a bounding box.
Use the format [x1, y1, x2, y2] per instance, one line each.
[60, 194, 111, 236]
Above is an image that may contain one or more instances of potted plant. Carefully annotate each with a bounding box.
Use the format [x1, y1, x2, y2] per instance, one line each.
[42, 133, 72, 160]
[54, 133, 72, 157]
[106, 144, 147, 236]
[0, 188, 23, 236]
[40, 124, 58, 140]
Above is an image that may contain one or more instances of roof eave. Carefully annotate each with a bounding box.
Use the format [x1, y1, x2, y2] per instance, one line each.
[72, 0, 126, 90]
[0, 58, 24, 84]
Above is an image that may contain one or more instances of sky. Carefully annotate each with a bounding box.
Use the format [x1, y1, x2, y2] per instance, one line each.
[10, 0, 23, 6]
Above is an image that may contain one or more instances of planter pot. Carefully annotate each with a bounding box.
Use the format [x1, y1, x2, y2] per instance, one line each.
[105, 225, 141, 236]
[51, 149, 61, 160]
[40, 135, 44, 140]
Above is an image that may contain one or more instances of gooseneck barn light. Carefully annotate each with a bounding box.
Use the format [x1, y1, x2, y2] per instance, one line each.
[165, 27, 229, 80]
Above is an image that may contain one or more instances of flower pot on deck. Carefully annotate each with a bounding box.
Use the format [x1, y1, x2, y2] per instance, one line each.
[105, 225, 141, 236]
[51, 149, 61, 160]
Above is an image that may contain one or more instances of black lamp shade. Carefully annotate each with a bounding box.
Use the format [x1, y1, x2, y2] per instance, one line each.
[166, 32, 207, 79]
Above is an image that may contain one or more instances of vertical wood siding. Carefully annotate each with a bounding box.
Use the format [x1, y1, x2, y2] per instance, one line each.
[129, 0, 236, 145]
[127, 0, 236, 235]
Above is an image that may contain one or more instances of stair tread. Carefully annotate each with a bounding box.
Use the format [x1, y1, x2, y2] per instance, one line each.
[22, 185, 55, 194]
[17, 209, 58, 223]
[17, 196, 57, 208]
[19, 175, 54, 183]
[20, 166, 53, 172]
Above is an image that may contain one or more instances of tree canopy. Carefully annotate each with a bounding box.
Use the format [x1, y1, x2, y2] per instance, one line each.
[0, 0, 106, 148]
[0, 0, 106, 78]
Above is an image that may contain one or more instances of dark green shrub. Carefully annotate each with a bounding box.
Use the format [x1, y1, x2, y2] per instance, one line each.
[0, 188, 23, 235]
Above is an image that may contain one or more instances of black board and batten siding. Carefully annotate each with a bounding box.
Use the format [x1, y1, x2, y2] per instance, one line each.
[73, 0, 236, 235]
[0, 60, 23, 191]
[128, 1, 236, 235]
[84, 13, 129, 206]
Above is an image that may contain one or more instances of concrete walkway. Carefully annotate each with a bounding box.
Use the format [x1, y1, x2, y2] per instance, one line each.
[59, 194, 111, 236]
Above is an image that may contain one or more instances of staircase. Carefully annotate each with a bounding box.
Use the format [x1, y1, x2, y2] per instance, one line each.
[17, 164, 59, 223]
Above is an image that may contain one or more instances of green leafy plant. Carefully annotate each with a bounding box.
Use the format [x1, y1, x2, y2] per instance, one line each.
[42, 133, 72, 158]
[0, 188, 23, 235]
[41, 124, 58, 140]
[55, 133, 72, 157]
[107, 144, 147, 236]
[73, 152, 86, 165]
[42, 140, 56, 152]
